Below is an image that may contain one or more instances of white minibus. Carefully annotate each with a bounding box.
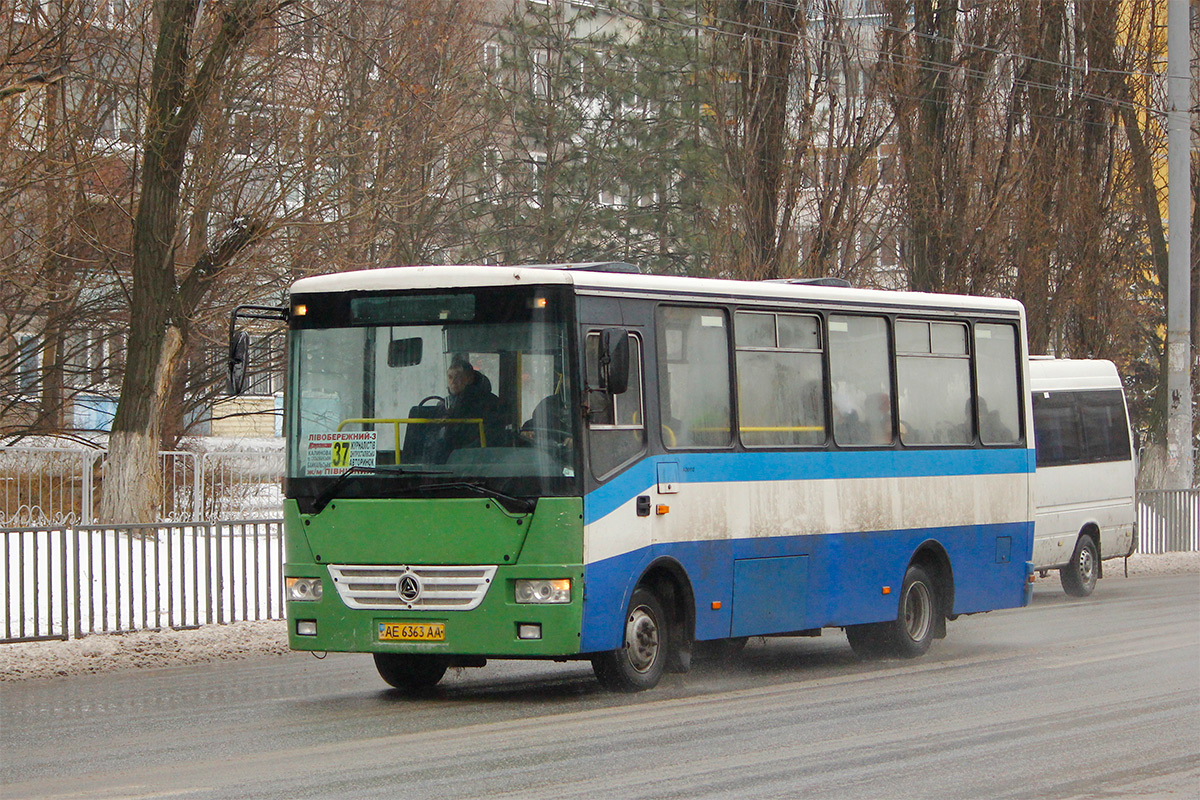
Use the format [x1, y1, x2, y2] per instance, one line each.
[1030, 358, 1136, 596]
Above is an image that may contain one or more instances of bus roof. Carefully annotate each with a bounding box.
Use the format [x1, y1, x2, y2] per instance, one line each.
[290, 264, 1025, 317]
[1029, 357, 1122, 392]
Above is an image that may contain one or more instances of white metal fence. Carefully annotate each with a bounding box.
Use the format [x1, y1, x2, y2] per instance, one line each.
[2, 520, 284, 643]
[1137, 489, 1200, 553]
[0, 447, 283, 526]
[2, 490, 1196, 645]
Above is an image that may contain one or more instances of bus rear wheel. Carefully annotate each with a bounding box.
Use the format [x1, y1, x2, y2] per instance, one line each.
[1060, 534, 1098, 597]
[592, 587, 669, 692]
[374, 653, 448, 691]
[846, 564, 938, 659]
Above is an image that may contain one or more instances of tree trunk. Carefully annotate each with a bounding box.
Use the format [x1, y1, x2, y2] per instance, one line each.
[99, 0, 272, 522]
[716, 0, 802, 280]
[102, 325, 183, 522]
[906, 0, 955, 292]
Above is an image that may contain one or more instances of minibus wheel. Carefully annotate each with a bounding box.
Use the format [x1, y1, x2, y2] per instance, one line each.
[592, 587, 669, 692]
[374, 653, 448, 690]
[1060, 534, 1098, 597]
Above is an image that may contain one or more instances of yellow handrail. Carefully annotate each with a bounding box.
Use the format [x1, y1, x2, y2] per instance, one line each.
[738, 425, 825, 432]
[337, 417, 487, 462]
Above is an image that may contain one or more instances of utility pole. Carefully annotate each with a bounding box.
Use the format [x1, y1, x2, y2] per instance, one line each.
[1164, 0, 1194, 488]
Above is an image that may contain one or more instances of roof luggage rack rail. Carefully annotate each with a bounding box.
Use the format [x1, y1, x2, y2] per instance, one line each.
[515, 262, 640, 274]
[762, 277, 852, 288]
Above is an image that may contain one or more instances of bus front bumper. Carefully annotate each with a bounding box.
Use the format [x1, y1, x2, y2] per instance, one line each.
[284, 564, 585, 658]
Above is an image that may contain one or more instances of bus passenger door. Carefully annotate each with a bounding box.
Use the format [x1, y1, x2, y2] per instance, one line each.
[583, 328, 653, 564]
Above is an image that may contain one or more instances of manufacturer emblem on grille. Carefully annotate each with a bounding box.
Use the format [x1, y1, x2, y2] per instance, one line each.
[397, 572, 422, 603]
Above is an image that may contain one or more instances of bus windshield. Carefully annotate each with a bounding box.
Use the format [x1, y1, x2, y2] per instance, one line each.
[285, 285, 577, 503]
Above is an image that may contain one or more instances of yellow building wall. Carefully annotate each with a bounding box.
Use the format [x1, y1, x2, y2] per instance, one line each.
[210, 396, 279, 438]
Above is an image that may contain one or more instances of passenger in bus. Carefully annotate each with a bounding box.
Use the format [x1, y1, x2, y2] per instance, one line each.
[521, 392, 571, 445]
[977, 398, 1013, 443]
[520, 396, 574, 454]
[832, 388, 867, 443]
[866, 392, 894, 444]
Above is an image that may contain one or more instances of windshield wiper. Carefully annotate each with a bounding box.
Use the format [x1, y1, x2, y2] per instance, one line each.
[311, 465, 449, 514]
[416, 481, 536, 514]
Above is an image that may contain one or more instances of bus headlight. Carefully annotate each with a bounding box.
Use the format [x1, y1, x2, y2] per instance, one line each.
[515, 579, 571, 604]
[287, 577, 323, 601]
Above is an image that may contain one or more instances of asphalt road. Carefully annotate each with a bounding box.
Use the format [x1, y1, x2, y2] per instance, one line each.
[2, 574, 1197, 800]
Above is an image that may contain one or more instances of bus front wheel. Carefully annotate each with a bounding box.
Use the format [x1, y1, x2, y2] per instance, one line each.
[846, 564, 938, 660]
[1060, 534, 1098, 597]
[592, 587, 669, 692]
[373, 653, 448, 691]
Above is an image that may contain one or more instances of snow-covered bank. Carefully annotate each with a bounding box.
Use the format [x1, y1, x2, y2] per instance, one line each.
[2, 551, 1197, 683]
[1, 619, 289, 683]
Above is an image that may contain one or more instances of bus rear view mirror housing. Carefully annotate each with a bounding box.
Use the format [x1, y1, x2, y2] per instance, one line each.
[387, 337, 423, 368]
[226, 304, 289, 396]
[599, 327, 630, 395]
[227, 331, 250, 395]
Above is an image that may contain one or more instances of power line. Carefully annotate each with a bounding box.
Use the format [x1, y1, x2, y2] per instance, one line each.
[495, 2, 1168, 129]
[566, 0, 1170, 116]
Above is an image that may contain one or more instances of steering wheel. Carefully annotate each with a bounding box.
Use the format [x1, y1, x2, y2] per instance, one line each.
[417, 395, 445, 407]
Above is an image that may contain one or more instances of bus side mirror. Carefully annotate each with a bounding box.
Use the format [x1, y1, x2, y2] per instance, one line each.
[227, 330, 250, 395]
[600, 327, 630, 395]
[387, 337, 423, 367]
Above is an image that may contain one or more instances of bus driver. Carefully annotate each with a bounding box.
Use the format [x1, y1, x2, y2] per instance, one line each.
[440, 354, 503, 451]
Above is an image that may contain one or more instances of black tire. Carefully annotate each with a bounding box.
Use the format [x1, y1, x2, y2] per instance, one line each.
[1060, 534, 1098, 597]
[845, 621, 886, 659]
[846, 564, 938, 660]
[373, 653, 448, 690]
[592, 587, 670, 692]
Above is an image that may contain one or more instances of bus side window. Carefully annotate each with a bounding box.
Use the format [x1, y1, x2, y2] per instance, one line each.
[586, 332, 645, 476]
[896, 320, 971, 445]
[656, 307, 732, 449]
[735, 311, 825, 447]
[974, 323, 1021, 445]
[828, 315, 893, 446]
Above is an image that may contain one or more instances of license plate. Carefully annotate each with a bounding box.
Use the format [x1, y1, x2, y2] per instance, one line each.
[378, 621, 445, 642]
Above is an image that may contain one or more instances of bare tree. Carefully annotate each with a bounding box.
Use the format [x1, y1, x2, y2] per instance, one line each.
[878, 0, 1174, 459]
[100, 0, 288, 523]
[703, 0, 807, 280]
[158, 0, 491, 444]
[314, 0, 489, 270]
[699, 1, 900, 283]
[797, 2, 897, 284]
[1, 0, 145, 441]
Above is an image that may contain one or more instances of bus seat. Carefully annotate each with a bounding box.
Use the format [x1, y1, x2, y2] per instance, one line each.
[401, 398, 447, 463]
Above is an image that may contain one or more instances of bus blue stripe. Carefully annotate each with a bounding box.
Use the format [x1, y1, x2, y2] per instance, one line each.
[584, 448, 1036, 525]
[579, 519, 1034, 652]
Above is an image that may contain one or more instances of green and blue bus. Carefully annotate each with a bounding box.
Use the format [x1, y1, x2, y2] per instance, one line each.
[260, 262, 1035, 692]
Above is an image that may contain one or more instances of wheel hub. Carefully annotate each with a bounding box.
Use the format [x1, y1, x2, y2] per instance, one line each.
[1079, 549, 1095, 581]
[903, 581, 932, 642]
[625, 606, 660, 673]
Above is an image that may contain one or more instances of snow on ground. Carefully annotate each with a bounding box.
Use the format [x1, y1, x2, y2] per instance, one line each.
[2, 552, 1197, 684]
[1, 620, 290, 683]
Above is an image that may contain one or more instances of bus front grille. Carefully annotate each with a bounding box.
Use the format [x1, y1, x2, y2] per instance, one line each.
[326, 564, 498, 611]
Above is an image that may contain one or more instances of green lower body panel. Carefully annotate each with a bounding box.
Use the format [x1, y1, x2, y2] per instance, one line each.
[286, 562, 585, 658]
